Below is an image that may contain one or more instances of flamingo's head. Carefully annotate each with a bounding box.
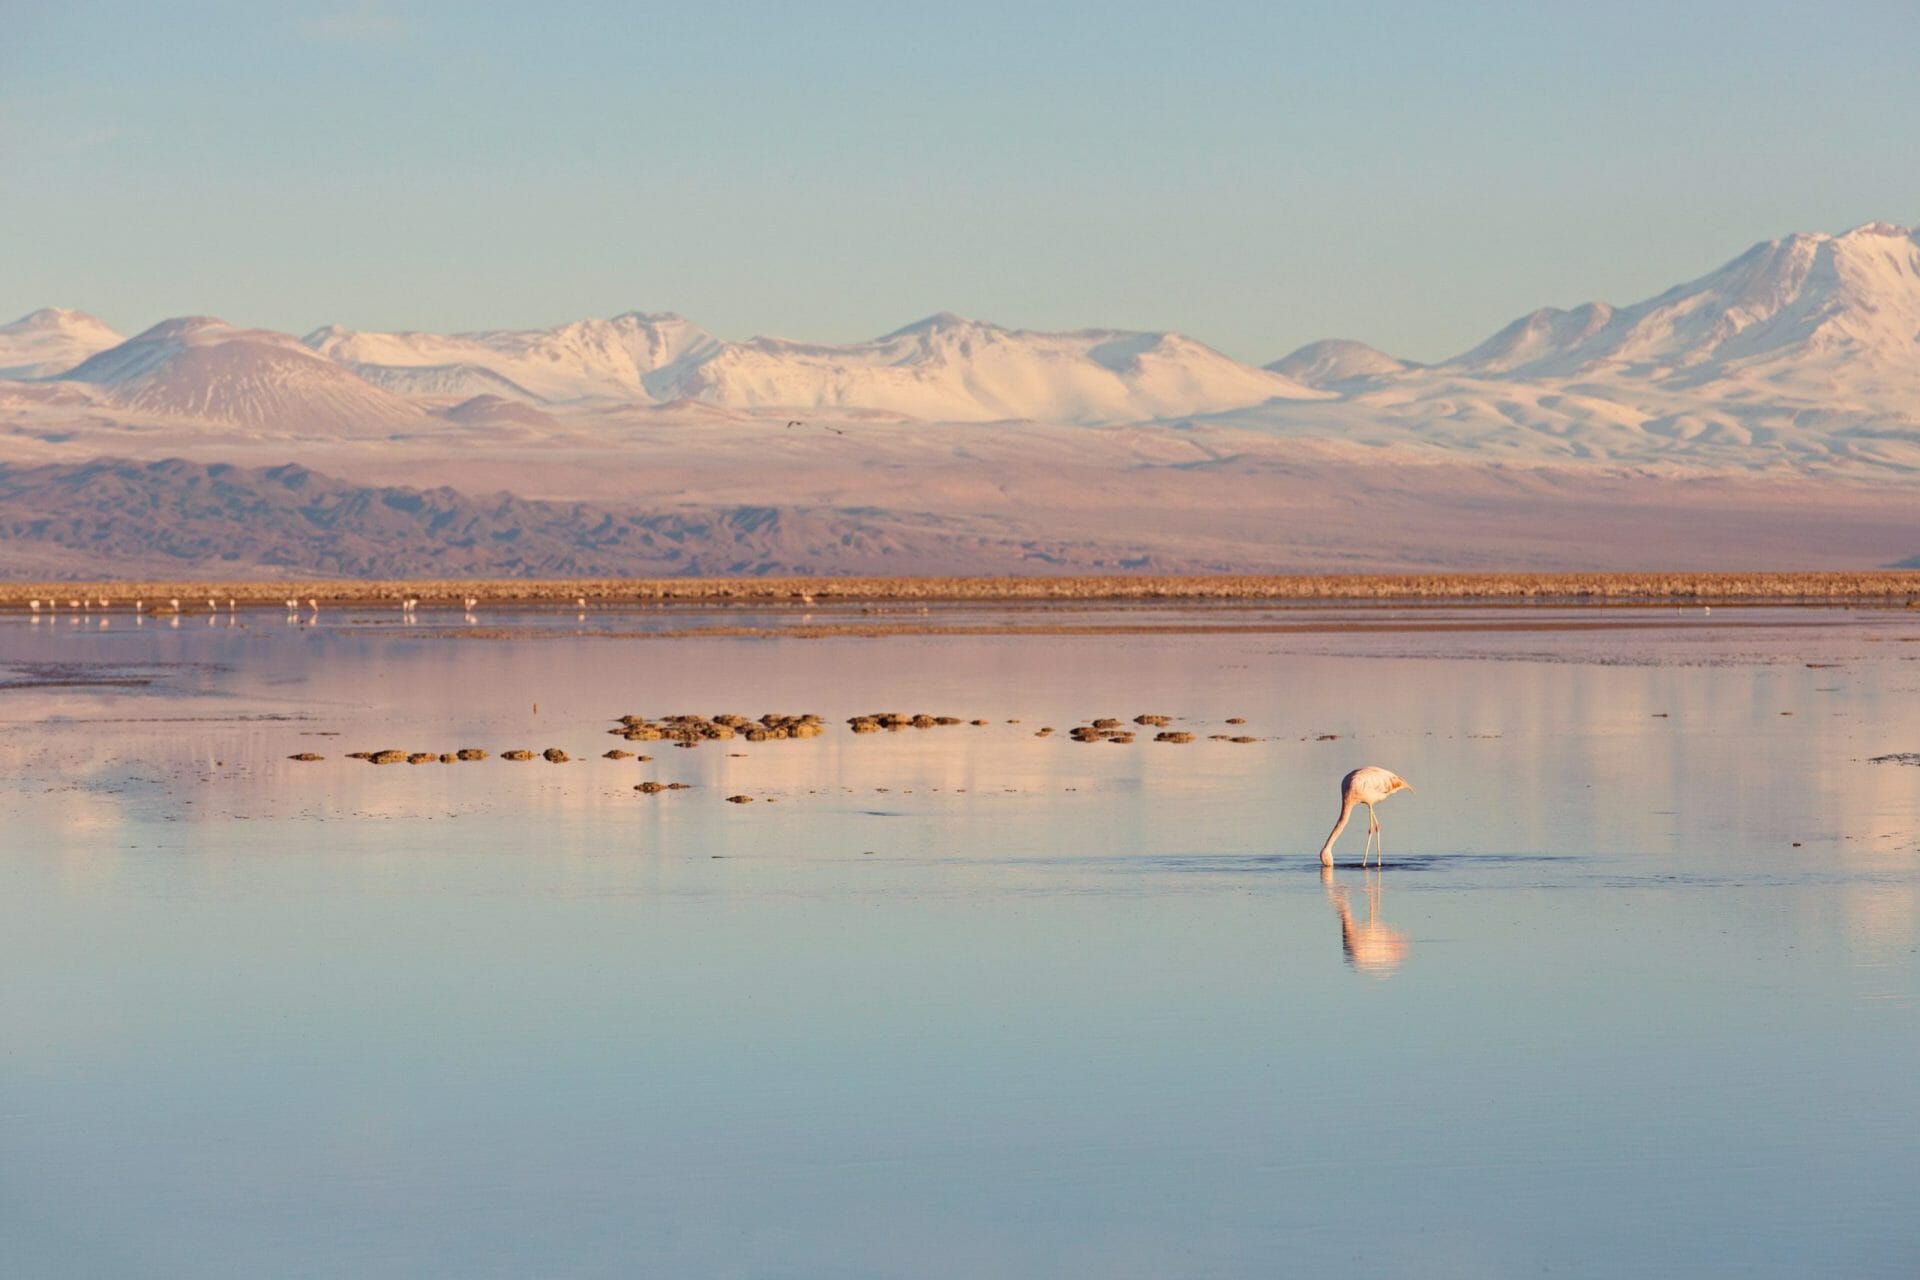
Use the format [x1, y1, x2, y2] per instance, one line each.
[1389, 774, 1413, 795]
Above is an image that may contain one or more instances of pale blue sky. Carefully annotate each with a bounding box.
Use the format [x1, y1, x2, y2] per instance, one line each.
[4, 1, 1917, 362]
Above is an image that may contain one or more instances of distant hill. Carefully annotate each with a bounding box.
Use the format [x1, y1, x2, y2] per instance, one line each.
[59, 318, 432, 437]
[0, 457, 1165, 579]
[0, 308, 123, 379]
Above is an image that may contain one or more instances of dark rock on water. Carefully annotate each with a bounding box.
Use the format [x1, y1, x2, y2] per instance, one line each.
[635, 781, 667, 793]
[369, 749, 408, 765]
[407, 753, 435, 764]
[849, 711, 964, 733]
[543, 748, 569, 763]
[439, 753, 457, 763]
[289, 753, 324, 762]
[619, 712, 824, 745]
[502, 750, 535, 761]
[1869, 753, 1920, 765]
[726, 794, 754, 804]
[604, 749, 634, 760]
[1134, 714, 1171, 727]
[1154, 731, 1195, 744]
[456, 748, 488, 761]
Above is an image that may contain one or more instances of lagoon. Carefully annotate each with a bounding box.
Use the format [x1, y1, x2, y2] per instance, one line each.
[2, 602, 1916, 1277]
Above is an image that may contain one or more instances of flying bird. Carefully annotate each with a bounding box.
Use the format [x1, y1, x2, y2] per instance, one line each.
[1319, 766, 1413, 867]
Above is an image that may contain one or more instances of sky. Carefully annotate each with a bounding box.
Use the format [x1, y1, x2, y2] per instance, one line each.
[4, 0, 1919, 364]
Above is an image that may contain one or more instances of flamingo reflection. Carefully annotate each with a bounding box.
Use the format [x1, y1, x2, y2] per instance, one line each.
[1322, 866, 1410, 977]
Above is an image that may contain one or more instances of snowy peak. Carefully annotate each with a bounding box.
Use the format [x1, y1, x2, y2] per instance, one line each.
[1444, 220, 1920, 384]
[877, 311, 979, 340]
[62, 315, 424, 435]
[305, 312, 725, 403]
[1266, 339, 1413, 388]
[1450, 303, 1617, 376]
[676, 316, 1326, 422]
[301, 310, 1324, 422]
[0, 307, 124, 379]
[3, 306, 114, 334]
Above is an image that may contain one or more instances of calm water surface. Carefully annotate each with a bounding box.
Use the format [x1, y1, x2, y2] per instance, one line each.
[2, 603, 1917, 1277]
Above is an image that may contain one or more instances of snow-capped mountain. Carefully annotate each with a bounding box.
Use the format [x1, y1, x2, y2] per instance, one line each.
[1266, 339, 1415, 389]
[303, 310, 1323, 421]
[1206, 220, 1920, 471]
[304, 312, 725, 404]
[667, 313, 1326, 422]
[1443, 220, 1920, 389]
[60, 317, 427, 436]
[0, 308, 123, 379]
[8, 219, 1920, 465]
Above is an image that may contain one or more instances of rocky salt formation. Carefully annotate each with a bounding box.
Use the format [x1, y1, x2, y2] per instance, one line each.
[846, 712, 963, 732]
[613, 712, 825, 745]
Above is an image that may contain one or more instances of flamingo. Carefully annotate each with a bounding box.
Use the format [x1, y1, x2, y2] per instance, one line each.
[1319, 766, 1413, 867]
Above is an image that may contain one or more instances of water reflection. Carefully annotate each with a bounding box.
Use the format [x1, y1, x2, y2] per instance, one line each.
[1322, 865, 1410, 976]
[5, 604, 1920, 1276]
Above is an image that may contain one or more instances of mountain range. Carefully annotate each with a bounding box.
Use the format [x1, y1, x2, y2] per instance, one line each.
[5, 221, 1918, 460]
[3, 221, 1917, 576]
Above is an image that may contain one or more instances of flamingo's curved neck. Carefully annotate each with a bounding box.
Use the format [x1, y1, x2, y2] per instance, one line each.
[1319, 797, 1356, 865]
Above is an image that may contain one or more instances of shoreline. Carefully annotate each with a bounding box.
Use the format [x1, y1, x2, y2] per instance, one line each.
[3, 571, 1920, 610]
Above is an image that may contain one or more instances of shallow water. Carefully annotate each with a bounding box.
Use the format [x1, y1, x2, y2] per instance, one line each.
[3, 603, 1917, 1278]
